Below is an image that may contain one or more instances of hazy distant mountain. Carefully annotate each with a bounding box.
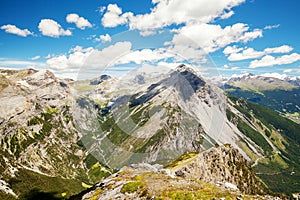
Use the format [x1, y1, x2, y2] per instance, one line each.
[225, 74, 300, 123]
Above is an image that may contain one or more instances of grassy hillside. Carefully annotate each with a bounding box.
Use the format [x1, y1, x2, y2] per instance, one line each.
[228, 95, 300, 195]
[0, 169, 83, 200]
[226, 88, 300, 116]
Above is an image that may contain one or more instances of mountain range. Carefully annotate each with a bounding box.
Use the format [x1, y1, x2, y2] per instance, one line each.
[0, 66, 299, 199]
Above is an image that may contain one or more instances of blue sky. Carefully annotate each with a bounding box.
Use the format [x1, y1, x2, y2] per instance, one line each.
[0, 0, 300, 79]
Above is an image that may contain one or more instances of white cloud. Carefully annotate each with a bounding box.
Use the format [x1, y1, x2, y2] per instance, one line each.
[101, 0, 244, 31]
[223, 45, 243, 55]
[228, 48, 264, 61]
[31, 55, 40, 60]
[46, 55, 69, 70]
[98, 6, 106, 14]
[101, 4, 132, 27]
[0, 59, 45, 68]
[249, 53, 300, 68]
[224, 45, 294, 61]
[220, 10, 234, 19]
[264, 24, 280, 30]
[260, 72, 287, 80]
[283, 69, 293, 73]
[1, 24, 33, 37]
[46, 42, 180, 76]
[264, 45, 293, 54]
[238, 28, 262, 42]
[95, 33, 112, 42]
[45, 54, 54, 59]
[170, 23, 262, 54]
[139, 30, 156, 37]
[46, 42, 132, 71]
[66, 13, 92, 30]
[117, 48, 173, 65]
[38, 19, 72, 37]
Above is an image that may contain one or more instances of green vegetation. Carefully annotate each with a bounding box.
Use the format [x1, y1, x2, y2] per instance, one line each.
[237, 119, 273, 155]
[166, 152, 198, 168]
[227, 88, 300, 115]
[120, 181, 145, 194]
[89, 189, 103, 200]
[229, 95, 300, 195]
[161, 187, 235, 200]
[84, 154, 111, 183]
[226, 105, 273, 155]
[7, 169, 83, 200]
[88, 162, 111, 183]
[84, 153, 98, 169]
[0, 191, 16, 200]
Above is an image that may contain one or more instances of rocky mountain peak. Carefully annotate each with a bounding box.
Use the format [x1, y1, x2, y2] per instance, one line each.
[22, 70, 57, 87]
[90, 74, 111, 85]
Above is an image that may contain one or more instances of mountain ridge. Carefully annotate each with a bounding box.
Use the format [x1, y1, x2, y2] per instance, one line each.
[1, 67, 300, 199]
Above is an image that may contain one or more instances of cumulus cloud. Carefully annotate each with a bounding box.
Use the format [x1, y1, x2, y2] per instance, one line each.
[46, 42, 132, 71]
[264, 45, 293, 54]
[260, 72, 287, 80]
[224, 45, 294, 61]
[31, 55, 40, 60]
[117, 48, 173, 65]
[95, 33, 112, 42]
[227, 48, 264, 61]
[101, 0, 244, 31]
[223, 45, 243, 55]
[0, 24, 33, 37]
[101, 4, 132, 27]
[220, 10, 235, 19]
[66, 13, 92, 30]
[249, 53, 300, 68]
[38, 19, 72, 37]
[170, 23, 262, 54]
[46, 42, 180, 76]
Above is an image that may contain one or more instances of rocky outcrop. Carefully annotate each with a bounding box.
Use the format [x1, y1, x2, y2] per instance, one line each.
[76, 145, 271, 200]
[171, 144, 263, 194]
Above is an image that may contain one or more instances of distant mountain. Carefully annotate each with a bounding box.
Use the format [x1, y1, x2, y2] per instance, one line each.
[225, 73, 296, 91]
[90, 75, 111, 85]
[225, 74, 300, 123]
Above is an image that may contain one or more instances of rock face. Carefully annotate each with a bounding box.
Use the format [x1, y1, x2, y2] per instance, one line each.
[76, 145, 268, 200]
[0, 69, 92, 198]
[171, 144, 263, 194]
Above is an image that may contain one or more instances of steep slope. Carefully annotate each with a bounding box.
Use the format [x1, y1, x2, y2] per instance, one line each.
[227, 96, 300, 195]
[74, 65, 300, 196]
[75, 65, 262, 170]
[0, 69, 110, 199]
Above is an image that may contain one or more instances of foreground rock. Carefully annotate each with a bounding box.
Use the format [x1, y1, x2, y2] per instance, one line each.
[73, 145, 282, 200]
